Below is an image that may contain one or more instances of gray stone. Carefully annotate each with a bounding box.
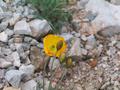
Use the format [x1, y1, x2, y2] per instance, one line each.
[0, 12, 12, 20]
[23, 6, 29, 17]
[0, 21, 8, 32]
[81, 35, 87, 41]
[5, 29, 14, 37]
[116, 42, 120, 49]
[86, 35, 96, 50]
[114, 81, 120, 86]
[16, 44, 24, 54]
[5, 70, 25, 88]
[0, 31, 8, 42]
[1, 48, 12, 56]
[16, 6, 24, 14]
[75, 33, 81, 38]
[77, 0, 89, 9]
[101, 81, 111, 89]
[19, 64, 35, 76]
[5, 55, 14, 62]
[0, 53, 4, 58]
[22, 43, 30, 51]
[69, 38, 82, 56]
[19, 52, 27, 60]
[111, 0, 120, 5]
[97, 26, 120, 37]
[0, 83, 4, 90]
[0, 7, 3, 13]
[35, 77, 50, 90]
[0, 58, 12, 68]
[30, 39, 39, 46]
[29, 19, 51, 38]
[24, 37, 32, 43]
[21, 80, 37, 90]
[14, 20, 32, 35]
[71, 31, 76, 35]
[11, 52, 21, 67]
[0, 0, 6, 9]
[25, 57, 31, 65]
[0, 69, 5, 79]
[81, 48, 88, 55]
[9, 13, 21, 26]
[85, 0, 120, 33]
[14, 43, 22, 51]
[114, 87, 119, 90]
[61, 33, 73, 42]
[109, 40, 117, 46]
[9, 44, 16, 51]
[12, 0, 22, 6]
[3, 87, 21, 90]
[8, 38, 14, 45]
[85, 11, 97, 22]
[107, 47, 116, 56]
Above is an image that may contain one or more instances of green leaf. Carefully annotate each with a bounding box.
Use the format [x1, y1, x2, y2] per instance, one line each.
[26, 0, 72, 33]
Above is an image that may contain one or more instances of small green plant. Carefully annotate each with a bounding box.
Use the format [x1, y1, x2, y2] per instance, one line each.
[26, 0, 72, 33]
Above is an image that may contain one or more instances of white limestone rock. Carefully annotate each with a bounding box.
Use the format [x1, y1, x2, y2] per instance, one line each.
[0, 58, 12, 68]
[85, 0, 120, 33]
[5, 70, 25, 88]
[14, 20, 32, 35]
[9, 13, 21, 26]
[11, 52, 21, 67]
[29, 19, 51, 38]
[69, 38, 82, 56]
[19, 64, 35, 76]
[0, 32, 8, 42]
[21, 80, 37, 90]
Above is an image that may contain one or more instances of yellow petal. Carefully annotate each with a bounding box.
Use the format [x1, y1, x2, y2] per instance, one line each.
[43, 34, 67, 57]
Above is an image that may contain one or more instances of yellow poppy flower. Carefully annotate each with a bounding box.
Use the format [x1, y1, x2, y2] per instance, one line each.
[43, 34, 67, 57]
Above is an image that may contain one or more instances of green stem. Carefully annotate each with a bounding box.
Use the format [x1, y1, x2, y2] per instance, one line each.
[43, 56, 49, 90]
[48, 56, 56, 89]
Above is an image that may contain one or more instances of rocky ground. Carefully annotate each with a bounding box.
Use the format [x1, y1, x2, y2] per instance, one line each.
[0, 0, 120, 90]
